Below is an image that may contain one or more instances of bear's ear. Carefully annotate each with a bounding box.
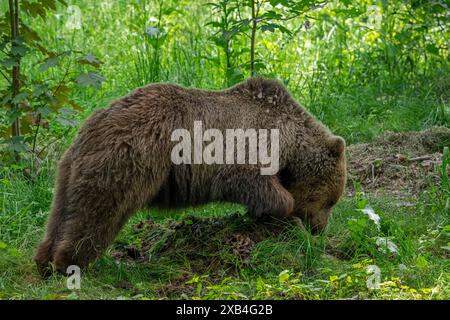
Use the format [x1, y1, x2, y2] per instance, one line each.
[327, 136, 345, 157]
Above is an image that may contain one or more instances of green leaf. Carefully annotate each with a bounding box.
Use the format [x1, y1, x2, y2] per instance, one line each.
[222, 29, 238, 40]
[0, 39, 7, 51]
[210, 35, 227, 48]
[32, 83, 49, 98]
[7, 108, 22, 124]
[1, 93, 12, 105]
[162, 7, 178, 15]
[12, 91, 29, 104]
[11, 44, 29, 57]
[39, 0, 58, 11]
[20, 24, 42, 43]
[58, 107, 76, 117]
[22, 0, 60, 17]
[264, 11, 282, 19]
[39, 57, 60, 72]
[36, 105, 52, 118]
[77, 54, 102, 68]
[21, 1, 47, 18]
[76, 71, 106, 89]
[55, 116, 77, 127]
[260, 23, 292, 35]
[3, 136, 28, 152]
[226, 67, 244, 86]
[39, 51, 71, 72]
[7, 247, 21, 257]
[69, 99, 82, 111]
[1, 57, 19, 68]
[260, 24, 276, 32]
[425, 44, 439, 55]
[278, 270, 290, 283]
[269, 0, 283, 5]
[416, 255, 429, 269]
[206, 21, 223, 28]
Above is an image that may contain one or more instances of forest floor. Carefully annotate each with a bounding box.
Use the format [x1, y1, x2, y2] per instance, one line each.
[0, 127, 449, 300]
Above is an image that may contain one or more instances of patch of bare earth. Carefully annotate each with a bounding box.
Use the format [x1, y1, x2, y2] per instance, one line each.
[347, 127, 450, 198]
[111, 214, 289, 297]
[112, 214, 285, 267]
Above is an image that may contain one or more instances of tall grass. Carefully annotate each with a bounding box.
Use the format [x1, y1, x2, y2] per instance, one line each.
[6, 0, 445, 146]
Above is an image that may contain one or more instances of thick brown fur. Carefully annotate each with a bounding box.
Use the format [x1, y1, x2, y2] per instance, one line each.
[34, 77, 346, 275]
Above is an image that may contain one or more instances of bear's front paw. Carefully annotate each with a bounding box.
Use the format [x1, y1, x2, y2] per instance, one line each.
[269, 188, 294, 218]
[247, 188, 294, 220]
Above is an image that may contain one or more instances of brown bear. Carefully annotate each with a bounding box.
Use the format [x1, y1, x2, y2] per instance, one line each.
[34, 77, 346, 275]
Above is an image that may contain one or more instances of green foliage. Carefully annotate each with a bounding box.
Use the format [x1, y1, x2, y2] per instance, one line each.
[0, 0, 103, 166]
[132, 0, 180, 86]
[207, 0, 326, 81]
[439, 146, 450, 210]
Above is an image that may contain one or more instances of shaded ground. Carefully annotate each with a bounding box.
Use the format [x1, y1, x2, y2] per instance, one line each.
[112, 213, 288, 272]
[112, 214, 294, 296]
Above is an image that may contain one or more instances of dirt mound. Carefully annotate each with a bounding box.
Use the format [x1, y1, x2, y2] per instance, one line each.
[111, 213, 302, 296]
[347, 127, 450, 198]
[112, 213, 289, 272]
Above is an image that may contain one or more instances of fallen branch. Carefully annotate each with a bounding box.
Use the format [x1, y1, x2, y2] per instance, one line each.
[408, 155, 433, 162]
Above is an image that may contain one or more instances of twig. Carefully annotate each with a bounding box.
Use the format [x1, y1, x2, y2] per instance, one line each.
[409, 155, 433, 162]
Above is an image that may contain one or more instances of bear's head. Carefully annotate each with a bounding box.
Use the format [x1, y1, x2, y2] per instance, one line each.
[284, 136, 347, 234]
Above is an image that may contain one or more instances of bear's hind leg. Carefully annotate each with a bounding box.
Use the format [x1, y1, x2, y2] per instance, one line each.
[49, 159, 165, 273]
[34, 152, 72, 276]
[53, 176, 159, 273]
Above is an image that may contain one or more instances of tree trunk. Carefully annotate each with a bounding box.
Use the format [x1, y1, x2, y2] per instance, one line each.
[9, 0, 21, 138]
[250, 0, 257, 77]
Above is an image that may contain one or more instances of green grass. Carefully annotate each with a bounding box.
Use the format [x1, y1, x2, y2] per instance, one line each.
[0, 158, 449, 299]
